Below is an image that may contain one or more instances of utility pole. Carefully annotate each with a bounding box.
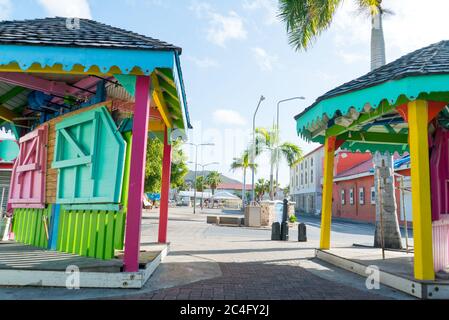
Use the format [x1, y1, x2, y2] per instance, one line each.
[186, 143, 215, 214]
[251, 95, 265, 204]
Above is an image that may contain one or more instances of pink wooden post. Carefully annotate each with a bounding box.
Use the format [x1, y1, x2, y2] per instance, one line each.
[123, 75, 151, 272]
[158, 127, 172, 243]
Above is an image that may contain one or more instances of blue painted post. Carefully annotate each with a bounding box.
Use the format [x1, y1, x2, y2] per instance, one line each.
[48, 204, 61, 250]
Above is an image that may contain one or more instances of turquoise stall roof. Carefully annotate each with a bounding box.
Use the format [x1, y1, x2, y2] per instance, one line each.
[295, 40, 449, 154]
[0, 17, 191, 129]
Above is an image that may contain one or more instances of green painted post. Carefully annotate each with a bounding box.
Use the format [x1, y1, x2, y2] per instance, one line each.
[96, 211, 106, 259]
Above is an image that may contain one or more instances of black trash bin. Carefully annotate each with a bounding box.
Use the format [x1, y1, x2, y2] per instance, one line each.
[271, 222, 281, 241]
[281, 221, 289, 241]
[298, 223, 307, 242]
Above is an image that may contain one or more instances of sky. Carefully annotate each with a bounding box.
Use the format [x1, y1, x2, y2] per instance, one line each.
[1, 0, 449, 185]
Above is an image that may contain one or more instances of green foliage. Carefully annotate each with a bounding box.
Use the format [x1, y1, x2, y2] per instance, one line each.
[255, 178, 270, 202]
[170, 140, 189, 190]
[145, 138, 189, 193]
[289, 215, 298, 223]
[206, 171, 222, 195]
[195, 176, 206, 192]
[230, 149, 257, 173]
[278, 0, 382, 51]
[145, 138, 163, 193]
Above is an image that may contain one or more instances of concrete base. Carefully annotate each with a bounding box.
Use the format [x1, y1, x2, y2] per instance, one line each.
[316, 247, 449, 299]
[0, 241, 169, 289]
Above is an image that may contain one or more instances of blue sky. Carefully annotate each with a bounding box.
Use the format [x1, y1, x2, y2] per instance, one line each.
[2, 0, 449, 185]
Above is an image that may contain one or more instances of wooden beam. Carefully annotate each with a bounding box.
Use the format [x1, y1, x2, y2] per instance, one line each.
[151, 73, 173, 129]
[337, 131, 408, 145]
[0, 72, 72, 97]
[0, 86, 26, 104]
[0, 105, 22, 123]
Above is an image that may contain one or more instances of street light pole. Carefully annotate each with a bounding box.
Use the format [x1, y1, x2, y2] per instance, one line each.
[275, 97, 306, 199]
[251, 95, 266, 204]
[194, 162, 220, 210]
[186, 143, 215, 214]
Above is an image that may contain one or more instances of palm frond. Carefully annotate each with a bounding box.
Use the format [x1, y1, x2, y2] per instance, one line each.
[278, 0, 342, 51]
[279, 142, 304, 167]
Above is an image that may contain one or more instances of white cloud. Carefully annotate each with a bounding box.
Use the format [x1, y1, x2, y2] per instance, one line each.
[252, 47, 278, 71]
[243, 0, 279, 25]
[213, 109, 247, 126]
[190, 1, 247, 47]
[187, 56, 220, 68]
[38, 0, 92, 19]
[337, 50, 369, 64]
[0, 0, 12, 21]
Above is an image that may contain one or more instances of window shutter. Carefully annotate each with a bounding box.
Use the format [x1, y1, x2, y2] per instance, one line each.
[52, 107, 126, 205]
[8, 125, 48, 208]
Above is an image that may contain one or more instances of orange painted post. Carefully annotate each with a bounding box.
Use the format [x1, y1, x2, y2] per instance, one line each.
[158, 127, 172, 244]
[320, 136, 336, 250]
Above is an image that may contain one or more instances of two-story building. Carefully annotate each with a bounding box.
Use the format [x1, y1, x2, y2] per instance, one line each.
[289, 146, 324, 215]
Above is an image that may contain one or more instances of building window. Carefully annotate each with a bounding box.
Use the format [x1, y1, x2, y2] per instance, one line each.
[311, 157, 314, 167]
[350, 189, 354, 205]
[310, 170, 314, 183]
[305, 172, 308, 184]
[341, 190, 345, 205]
[371, 187, 376, 204]
[301, 174, 304, 185]
[359, 187, 365, 205]
[305, 161, 308, 169]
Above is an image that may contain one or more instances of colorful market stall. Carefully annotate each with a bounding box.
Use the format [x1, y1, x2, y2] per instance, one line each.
[0, 17, 191, 274]
[295, 40, 449, 281]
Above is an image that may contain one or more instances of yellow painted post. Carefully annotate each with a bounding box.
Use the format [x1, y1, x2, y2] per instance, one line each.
[407, 100, 435, 281]
[320, 136, 336, 250]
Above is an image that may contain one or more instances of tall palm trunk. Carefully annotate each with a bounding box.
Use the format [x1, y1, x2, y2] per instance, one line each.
[242, 168, 247, 210]
[371, 10, 403, 249]
[269, 152, 275, 201]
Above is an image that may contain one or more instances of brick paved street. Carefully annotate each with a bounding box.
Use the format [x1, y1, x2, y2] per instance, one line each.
[121, 261, 384, 300]
[0, 207, 412, 300]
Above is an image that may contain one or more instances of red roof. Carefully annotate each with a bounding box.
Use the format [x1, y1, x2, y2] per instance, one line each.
[335, 153, 407, 179]
[335, 159, 373, 178]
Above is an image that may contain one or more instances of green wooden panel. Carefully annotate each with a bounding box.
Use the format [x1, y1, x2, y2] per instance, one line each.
[104, 212, 115, 260]
[80, 211, 89, 257]
[88, 211, 98, 258]
[96, 211, 106, 260]
[66, 211, 76, 253]
[13, 207, 124, 260]
[12, 207, 50, 249]
[114, 210, 125, 250]
[57, 209, 66, 252]
[34, 209, 42, 247]
[73, 211, 83, 254]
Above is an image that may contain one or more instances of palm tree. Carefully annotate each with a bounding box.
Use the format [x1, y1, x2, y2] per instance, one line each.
[255, 178, 270, 202]
[231, 150, 257, 210]
[279, 0, 402, 249]
[206, 171, 222, 196]
[256, 126, 303, 200]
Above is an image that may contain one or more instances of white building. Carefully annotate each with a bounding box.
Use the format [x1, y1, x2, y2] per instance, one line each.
[289, 146, 324, 215]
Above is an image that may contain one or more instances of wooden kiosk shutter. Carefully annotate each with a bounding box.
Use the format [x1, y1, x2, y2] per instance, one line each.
[52, 106, 126, 206]
[8, 125, 48, 208]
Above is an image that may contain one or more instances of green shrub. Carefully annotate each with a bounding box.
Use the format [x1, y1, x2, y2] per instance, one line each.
[289, 215, 298, 223]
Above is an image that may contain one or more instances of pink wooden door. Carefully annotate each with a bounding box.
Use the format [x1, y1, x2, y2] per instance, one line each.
[8, 125, 48, 208]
